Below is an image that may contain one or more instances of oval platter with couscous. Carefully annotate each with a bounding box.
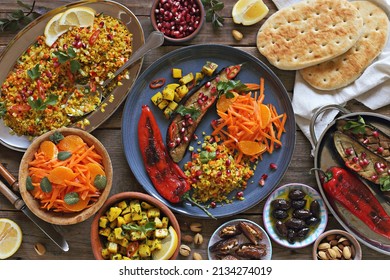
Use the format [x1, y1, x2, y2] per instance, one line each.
[0, 0, 144, 152]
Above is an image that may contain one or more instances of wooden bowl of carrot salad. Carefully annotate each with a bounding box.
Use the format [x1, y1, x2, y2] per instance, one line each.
[18, 127, 113, 225]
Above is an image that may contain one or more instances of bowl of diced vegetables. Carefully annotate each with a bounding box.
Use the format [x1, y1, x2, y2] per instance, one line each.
[90, 191, 181, 260]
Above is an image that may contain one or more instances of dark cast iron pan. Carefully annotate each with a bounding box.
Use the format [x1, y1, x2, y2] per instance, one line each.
[310, 104, 390, 255]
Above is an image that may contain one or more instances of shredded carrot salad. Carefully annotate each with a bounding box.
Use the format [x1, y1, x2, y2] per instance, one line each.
[211, 77, 287, 163]
[27, 133, 106, 213]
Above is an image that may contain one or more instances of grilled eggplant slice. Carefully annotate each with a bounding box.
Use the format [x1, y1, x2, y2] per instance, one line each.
[166, 64, 241, 163]
[336, 117, 390, 161]
[333, 131, 389, 186]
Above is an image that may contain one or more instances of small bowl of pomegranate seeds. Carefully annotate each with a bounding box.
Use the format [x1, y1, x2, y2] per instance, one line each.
[151, 0, 205, 43]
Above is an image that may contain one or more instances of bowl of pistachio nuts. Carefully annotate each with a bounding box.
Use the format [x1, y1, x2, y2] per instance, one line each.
[312, 229, 362, 260]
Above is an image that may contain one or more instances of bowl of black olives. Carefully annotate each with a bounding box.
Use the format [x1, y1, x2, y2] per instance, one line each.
[263, 183, 328, 249]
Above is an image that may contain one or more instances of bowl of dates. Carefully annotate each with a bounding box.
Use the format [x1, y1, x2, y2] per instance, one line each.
[207, 219, 272, 260]
[263, 183, 328, 249]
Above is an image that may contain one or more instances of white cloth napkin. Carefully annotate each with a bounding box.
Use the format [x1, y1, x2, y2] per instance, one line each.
[271, 0, 390, 151]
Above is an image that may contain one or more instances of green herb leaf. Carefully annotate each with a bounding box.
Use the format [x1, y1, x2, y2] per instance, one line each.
[26, 176, 34, 191]
[343, 116, 367, 134]
[94, 174, 107, 190]
[57, 151, 72, 161]
[122, 221, 156, 236]
[217, 80, 248, 96]
[176, 105, 201, 120]
[49, 131, 64, 144]
[0, 102, 6, 118]
[40, 177, 52, 193]
[380, 175, 390, 192]
[202, 0, 225, 28]
[27, 94, 58, 111]
[27, 64, 40, 80]
[0, 1, 49, 33]
[54, 51, 70, 64]
[67, 47, 76, 58]
[64, 192, 80, 205]
[70, 60, 81, 74]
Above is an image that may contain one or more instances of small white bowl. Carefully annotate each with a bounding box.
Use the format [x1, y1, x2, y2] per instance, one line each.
[263, 183, 328, 249]
[207, 219, 272, 260]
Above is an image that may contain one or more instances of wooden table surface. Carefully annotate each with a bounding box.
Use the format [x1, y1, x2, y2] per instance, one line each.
[0, 0, 389, 260]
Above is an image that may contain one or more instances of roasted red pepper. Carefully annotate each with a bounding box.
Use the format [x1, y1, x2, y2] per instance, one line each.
[137, 105, 215, 218]
[138, 105, 190, 203]
[319, 166, 390, 239]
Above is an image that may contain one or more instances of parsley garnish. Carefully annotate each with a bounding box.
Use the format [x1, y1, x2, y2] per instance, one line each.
[27, 94, 58, 111]
[0, 102, 6, 118]
[122, 222, 156, 237]
[27, 64, 40, 80]
[176, 105, 201, 120]
[380, 176, 390, 192]
[54, 47, 81, 74]
[343, 116, 367, 134]
[217, 80, 249, 98]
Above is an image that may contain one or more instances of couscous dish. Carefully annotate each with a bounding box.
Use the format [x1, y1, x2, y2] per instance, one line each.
[0, 13, 132, 137]
[184, 136, 254, 204]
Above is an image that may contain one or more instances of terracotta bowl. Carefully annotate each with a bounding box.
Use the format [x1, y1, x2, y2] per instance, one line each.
[18, 127, 113, 225]
[90, 191, 181, 260]
[313, 229, 362, 260]
[150, 0, 205, 43]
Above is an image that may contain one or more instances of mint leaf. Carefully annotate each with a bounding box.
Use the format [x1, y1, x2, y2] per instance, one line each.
[64, 192, 79, 205]
[49, 131, 64, 144]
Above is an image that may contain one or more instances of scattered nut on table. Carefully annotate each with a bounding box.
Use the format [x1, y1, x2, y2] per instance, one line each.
[193, 252, 203, 260]
[194, 233, 204, 245]
[181, 234, 194, 244]
[179, 244, 191, 257]
[232, 30, 243, 41]
[190, 222, 202, 233]
[34, 243, 46, 256]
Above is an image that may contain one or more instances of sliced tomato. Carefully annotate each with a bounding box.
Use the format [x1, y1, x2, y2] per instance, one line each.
[9, 104, 31, 112]
[89, 30, 101, 46]
[126, 241, 139, 258]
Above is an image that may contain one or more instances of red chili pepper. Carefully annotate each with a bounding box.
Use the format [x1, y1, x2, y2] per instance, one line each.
[36, 79, 45, 100]
[149, 78, 166, 89]
[89, 30, 101, 45]
[137, 105, 215, 218]
[319, 166, 390, 239]
[226, 65, 241, 79]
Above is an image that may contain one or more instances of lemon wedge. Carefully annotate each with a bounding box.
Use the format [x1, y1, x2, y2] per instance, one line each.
[59, 7, 96, 27]
[152, 226, 179, 260]
[44, 12, 69, 46]
[0, 218, 23, 260]
[232, 0, 269, 26]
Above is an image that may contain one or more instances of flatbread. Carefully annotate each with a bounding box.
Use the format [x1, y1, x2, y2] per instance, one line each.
[300, 1, 389, 90]
[256, 0, 364, 70]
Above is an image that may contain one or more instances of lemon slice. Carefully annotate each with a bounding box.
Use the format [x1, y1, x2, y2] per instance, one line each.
[59, 7, 96, 27]
[0, 218, 23, 260]
[232, 0, 269, 26]
[152, 226, 179, 260]
[44, 12, 69, 46]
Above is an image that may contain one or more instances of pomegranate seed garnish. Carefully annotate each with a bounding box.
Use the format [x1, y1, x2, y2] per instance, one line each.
[236, 191, 244, 198]
[270, 163, 278, 170]
[372, 131, 379, 138]
[258, 178, 265, 186]
[345, 147, 354, 156]
[377, 147, 384, 154]
[210, 201, 217, 208]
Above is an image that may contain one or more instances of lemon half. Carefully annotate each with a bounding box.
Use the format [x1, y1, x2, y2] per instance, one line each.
[232, 0, 269, 26]
[0, 218, 23, 260]
[152, 226, 179, 260]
